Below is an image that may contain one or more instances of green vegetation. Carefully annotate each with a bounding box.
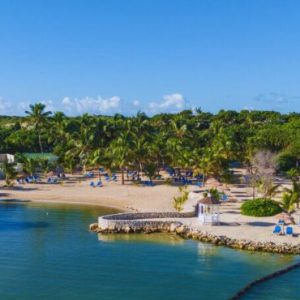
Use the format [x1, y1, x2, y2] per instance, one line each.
[241, 198, 282, 217]
[173, 186, 189, 212]
[0, 162, 17, 186]
[281, 168, 300, 211]
[0, 104, 300, 181]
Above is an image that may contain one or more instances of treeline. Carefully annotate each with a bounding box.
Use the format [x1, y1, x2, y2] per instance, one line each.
[0, 103, 299, 181]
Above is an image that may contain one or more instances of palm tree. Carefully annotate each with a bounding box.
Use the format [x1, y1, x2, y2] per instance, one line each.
[110, 132, 132, 184]
[281, 192, 296, 213]
[285, 168, 300, 208]
[144, 162, 157, 181]
[70, 114, 96, 172]
[0, 162, 17, 186]
[25, 103, 52, 153]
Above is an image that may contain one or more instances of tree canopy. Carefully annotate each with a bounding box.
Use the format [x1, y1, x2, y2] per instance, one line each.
[0, 107, 299, 180]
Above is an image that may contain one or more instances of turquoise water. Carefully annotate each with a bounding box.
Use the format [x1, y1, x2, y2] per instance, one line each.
[243, 267, 300, 299]
[0, 201, 298, 300]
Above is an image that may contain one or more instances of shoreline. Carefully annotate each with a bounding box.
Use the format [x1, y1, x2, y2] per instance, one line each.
[1, 197, 128, 213]
[1, 174, 300, 253]
[91, 212, 300, 255]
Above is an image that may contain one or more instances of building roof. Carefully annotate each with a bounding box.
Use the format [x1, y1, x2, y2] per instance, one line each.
[198, 196, 220, 205]
[24, 153, 58, 161]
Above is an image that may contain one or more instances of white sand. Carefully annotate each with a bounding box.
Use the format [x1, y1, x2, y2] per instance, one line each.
[1, 171, 299, 246]
[0, 174, 183, 212]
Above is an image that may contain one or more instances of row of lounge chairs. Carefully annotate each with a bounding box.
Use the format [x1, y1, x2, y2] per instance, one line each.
[173, 177, 205, 186]
[104, 174, 117, 182]
[16, 175, 39, 184]
[90, 181, 103, 187]
[165, 167, 203, 179]
[86, 171, 117, 181]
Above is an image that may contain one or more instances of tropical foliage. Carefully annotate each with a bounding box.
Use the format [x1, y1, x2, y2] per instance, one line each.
[0, 104, 299, 182]
[173, 186, 189, 212]
[241, 198, 282, 217]
[0, 162, 17, 186]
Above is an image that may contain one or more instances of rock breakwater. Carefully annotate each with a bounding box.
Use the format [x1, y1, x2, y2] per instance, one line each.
[90, 212, 300, 255]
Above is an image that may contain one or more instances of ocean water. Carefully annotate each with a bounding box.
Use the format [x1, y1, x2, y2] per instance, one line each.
[0, 201, 298, 300]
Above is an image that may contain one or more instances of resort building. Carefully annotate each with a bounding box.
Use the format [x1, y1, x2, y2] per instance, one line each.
[0, 153, 15, 164]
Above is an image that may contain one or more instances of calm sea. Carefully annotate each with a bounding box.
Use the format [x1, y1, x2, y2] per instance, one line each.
[0, 201, 298, 300]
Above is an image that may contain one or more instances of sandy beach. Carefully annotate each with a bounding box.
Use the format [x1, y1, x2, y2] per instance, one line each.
[1, 171, 299, 246]
[0, 174, 184, 212]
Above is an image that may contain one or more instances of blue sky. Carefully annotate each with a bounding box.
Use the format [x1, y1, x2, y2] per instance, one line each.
[0, 0, 300, 115]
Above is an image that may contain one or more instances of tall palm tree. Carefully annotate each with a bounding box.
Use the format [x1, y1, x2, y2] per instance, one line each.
[25, 103, 52, 153]
[110, 132, 132, 184]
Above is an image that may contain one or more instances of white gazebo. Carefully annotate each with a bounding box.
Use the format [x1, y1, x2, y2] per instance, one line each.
[197, 196, 220, 224]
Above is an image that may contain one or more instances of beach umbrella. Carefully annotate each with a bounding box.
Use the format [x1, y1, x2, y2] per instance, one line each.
[275, 212, 294, 224]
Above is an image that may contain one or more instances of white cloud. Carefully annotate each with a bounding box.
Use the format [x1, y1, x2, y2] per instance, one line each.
[61, 96, 121, 115]
[132, 100, 140, 107]
[0, 93, 190, 116]
[41, 100, 56, 112]
[148, 93, 186, 113]
[243, 105, 254, 111]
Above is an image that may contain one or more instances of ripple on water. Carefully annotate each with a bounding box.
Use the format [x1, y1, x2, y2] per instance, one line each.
[0, 202, 298, 300]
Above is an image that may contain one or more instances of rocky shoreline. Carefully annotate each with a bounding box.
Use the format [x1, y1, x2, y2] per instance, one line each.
[90, 212, 300, 255]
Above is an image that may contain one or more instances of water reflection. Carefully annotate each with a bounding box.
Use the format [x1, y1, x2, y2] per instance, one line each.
[0, 201, 298, 300]
[197, 242, 220, 256]
[98, 233, 184, 245]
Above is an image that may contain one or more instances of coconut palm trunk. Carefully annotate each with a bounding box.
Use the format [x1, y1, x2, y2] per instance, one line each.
[38, 131, 44, 153]
[121, 168, 125, 185]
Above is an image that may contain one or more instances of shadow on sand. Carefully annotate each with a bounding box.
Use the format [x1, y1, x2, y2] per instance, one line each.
[2, 186, 39, 192]
[219, 222, 241, 226]
[246, 221, 275, 227]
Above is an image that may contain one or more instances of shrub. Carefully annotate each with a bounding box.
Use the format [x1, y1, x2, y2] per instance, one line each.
[173, 186, 189, 212]
[241, 198, 282, 217]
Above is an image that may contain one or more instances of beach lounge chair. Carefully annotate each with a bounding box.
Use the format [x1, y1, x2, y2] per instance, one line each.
[96, 181, 103, 187]
[221, 194, 228, 201]
[286, 226, 293, 236]
[47, 177, 58, 184]
[273, 225, 282, 235]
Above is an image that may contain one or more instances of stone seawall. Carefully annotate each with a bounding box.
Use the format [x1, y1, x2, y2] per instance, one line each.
[90, 212, 300, 255]
[94, 212, 193, 234]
